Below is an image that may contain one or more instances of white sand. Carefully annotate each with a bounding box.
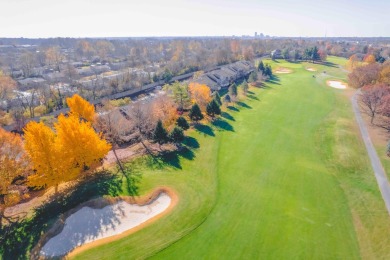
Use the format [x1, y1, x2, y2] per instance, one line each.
[327, 80, 348, 89]
[274, 68, 292, 74]
[40, 193, 172, 257]
[306, 68, 317, 72]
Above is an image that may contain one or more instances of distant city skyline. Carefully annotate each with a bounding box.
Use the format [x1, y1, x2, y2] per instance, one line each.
[1, 0, 389, 38]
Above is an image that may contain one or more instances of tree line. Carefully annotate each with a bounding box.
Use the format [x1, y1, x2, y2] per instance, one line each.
[348, 58, 390, 157]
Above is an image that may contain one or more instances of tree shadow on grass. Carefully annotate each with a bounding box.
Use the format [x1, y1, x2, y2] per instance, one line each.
[237, 101, 252, 109]
[194, 123, 215, 137]
[212, 118, 234, 132]
[183, 136, 200, 149]
[154, 146, 195, 170]
[221, 111, 235, 121]
[321, 61, 338, 68]
[121, 165, 142, 197]
[247, 94, 259, 100]
[0, 171, 123, 259]
[227, 106, 239, 112]
[267, 76, 281, 85]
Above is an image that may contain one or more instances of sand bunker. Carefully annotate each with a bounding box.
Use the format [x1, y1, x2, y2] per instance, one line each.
[306, 67, 317, 72]
[327, 80, 348, 89]
[274, 67, 293, 74]
[40, 192, 172, 257]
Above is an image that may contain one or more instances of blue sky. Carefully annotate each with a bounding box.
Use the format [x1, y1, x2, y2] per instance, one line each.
[1, 0, 389, 38]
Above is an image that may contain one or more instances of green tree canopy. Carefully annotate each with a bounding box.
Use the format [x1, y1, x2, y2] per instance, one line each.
[189, 103, 203, 122]
[170, 81, 190, 111]
[258, 61, 265, 72]
[152, 120, 168, 145]
[213, 92, 222, 106]
[206, 99, 221, 118]
[229, 83, 238, 97]
[169, 126, 185, 145]
[176, 116, 189, 130]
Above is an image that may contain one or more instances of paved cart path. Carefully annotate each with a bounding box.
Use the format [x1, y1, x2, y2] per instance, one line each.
[351, 91, 390, 215]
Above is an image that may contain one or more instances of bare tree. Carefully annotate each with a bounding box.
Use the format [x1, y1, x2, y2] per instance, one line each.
[95, 103, 130, 173]
[0, 72, 17, 111]
[19, 52, 36, 78]
[16, 88, 37, 118]
[125, 102, 155, 152]
[360, 84, 390, 124]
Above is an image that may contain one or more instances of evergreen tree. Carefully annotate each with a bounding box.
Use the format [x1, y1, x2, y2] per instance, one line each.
[293, 50, 300, 61]
[176, 116, 189, 130]
[171, 81, 190, 111]
[206, 99, 221, 118]
[242, 80, 249, 95]
[189, 103, 203, 122]
[258, 61, 265, 72]
[229, 83, 238, 97]
[282, 49, 290, 60]
[169, 126, 185, 146]
[304, 48, 312, 61]
[213, 91, 222, 106]
[248, 71, 258, 83]
[265, 65, 273, 77]
[311, 46, 320, 63]
[223, 94, 231, 104]
[152, 120, 168, 146]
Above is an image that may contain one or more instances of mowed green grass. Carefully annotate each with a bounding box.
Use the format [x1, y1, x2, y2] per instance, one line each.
[74, 57, 390, 259]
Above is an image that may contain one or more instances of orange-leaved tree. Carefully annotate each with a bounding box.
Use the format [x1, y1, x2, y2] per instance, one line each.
[363, 54, 376, 64]
[0, 127, 30, 227]
[151, 94, 178, 128]
[188, 83, 211, 110]
[346, 54, 360, 70]
[66, 94, 96, 122]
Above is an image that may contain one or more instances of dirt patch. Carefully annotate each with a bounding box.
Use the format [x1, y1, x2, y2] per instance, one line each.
[306, 67, 317, 72]
[274, 67, 293, 74]
[327, 80, 348, 89]
[31, 187, 178, 259]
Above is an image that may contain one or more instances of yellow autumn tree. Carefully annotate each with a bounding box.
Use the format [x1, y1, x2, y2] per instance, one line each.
[0, 127, 29, 193]
[188, 83, 212, 110]
[66, 94, 95, 122]
[379, 64, 390, 85]
[346, 54, 360, 70]
[0, 127, 30, 227]
[55, 113, 111, 172]
[25, 97, 111, 192]
[24, 122, 75, 192]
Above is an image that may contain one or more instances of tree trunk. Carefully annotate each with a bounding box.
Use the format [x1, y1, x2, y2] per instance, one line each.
[0, 205, 4, 230]
[112, 147, 125, 175]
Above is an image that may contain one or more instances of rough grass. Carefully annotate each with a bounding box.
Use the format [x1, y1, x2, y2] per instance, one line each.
[71, 58, 390, 259]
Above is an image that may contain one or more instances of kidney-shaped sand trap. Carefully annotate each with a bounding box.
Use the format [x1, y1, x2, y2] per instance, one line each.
[274, 67, 293, 74]
[40, 192, 172, 257]
[326, 80, 348, 89]
[306, 67, 317, 72]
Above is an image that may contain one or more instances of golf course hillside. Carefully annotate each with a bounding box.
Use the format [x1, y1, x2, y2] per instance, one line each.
[70, 57, 390, 259]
